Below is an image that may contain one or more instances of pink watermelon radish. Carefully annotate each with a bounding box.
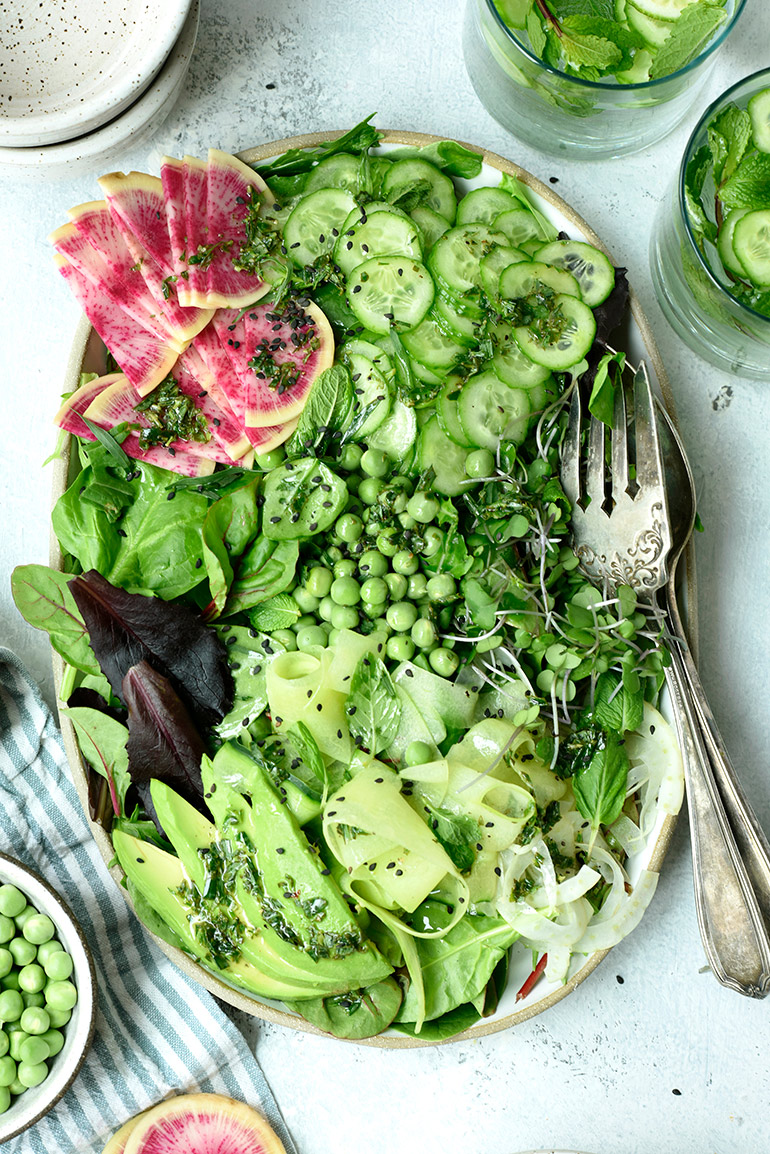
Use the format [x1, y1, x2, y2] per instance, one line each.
[54, 254, 178, 396]
[172, 357, 251, 463]
[161, 156, 187, 274]
[179, 155, 210, 307]
[50, 223, 185, 352]
[211, 298, 334, 427]
[99, 171, 175, 278]
[69, 200, 213, 345]
[204, 149, 272, 309]
[54, 371, 125, 439]
[101, 1112, 146, 1154]
[119, 1093, 285, 1154]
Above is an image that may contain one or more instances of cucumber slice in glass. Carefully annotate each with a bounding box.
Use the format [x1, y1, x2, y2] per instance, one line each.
[499, 259, 582, 301]
[748, 88, 770, 154]
[333, 210, 422, 276]
[284, 188, 358, 267]
[630, 0, 692, 19]
[625, 2, 672, 45]
[456, 186, 516, 226]
[457, 369, 531, 450]
[346, 255, 435, 334]
[382, 158, 458, 223]
[733, 210, 770, 288]
[533, 240, 614, 306]
[717, 209, 751, 279]
[513, 294, 596, 371]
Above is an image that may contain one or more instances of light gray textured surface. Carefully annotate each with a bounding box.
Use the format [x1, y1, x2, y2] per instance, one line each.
[0, 2, 768, 1151]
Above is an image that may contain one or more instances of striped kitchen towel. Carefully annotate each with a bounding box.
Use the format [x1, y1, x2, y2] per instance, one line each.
[0, 649, 297, 1154]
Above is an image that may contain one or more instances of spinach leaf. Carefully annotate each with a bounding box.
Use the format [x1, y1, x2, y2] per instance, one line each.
[201, 476, 260, 617]
[423, 804, 479, 873]
[11, 565, 101, 677]
[587, 348, 625, 426]
[222, 537, 298, 617]
[288, 977, 402, 1040]
[256, 114, 382, 181]
[61, 705, 131, 816]
[285, 365, 355, 458]
[572, 729, 629, 830]
[592, 670, 644, 735]
[261, 458, 347, 540]
[345, 652, 401, 756]
[393, 1002, 481, 1041]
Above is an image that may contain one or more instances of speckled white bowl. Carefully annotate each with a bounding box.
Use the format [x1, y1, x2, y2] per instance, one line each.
[0, 0, 199, 183]
[0, 0, 194, 148]
[0, 852, 97, 1144]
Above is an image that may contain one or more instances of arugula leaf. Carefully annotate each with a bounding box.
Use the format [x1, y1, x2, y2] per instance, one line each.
[11, 565, 101, 677]
[345, 652, 401, 755]
[285, 364, 355, 458]
[247, 592, 302, 632]
[720, 151, 770, 210]
[256, 114, 382, 181]
[648, 2, 727, 81]
[572, 729, 629, 831]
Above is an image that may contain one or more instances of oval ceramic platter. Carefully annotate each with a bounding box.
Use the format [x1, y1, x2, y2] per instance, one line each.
[50, 130, 692, 1048]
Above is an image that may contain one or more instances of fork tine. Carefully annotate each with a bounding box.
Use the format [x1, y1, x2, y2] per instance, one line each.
[611, 381, 629, 496]
[632, 362, 665, 492]
[561, 385, 582, 505]
[585, 412, 606, 507]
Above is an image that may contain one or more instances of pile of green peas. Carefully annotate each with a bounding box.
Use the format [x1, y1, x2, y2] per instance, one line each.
[255, 441, 490, 679]
[0, 881, 78, 1114]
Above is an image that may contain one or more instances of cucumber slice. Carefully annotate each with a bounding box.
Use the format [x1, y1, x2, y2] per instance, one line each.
[499, 259, 582, 301]
[333, 210, 422, 276]
[490, 320, 553, 388]
[304, 153, 365, 194]
[283, 188, 358, 268]
[492, 208, 546, 249]
[513, 294, 597, 371]
[410, 204, 451, 252]
[748, 87, 770, 154]
[428, 224, 509, 296]
[717, 209, 751, 279]
[625, 2, 672, 45]
[457, 369, 531, 450]
[382, 158, 458, 223]
[436, 380, 474, 448]
[456, 186, 516, 226]
[400, 312, 467, 372]
[479, 245, 528, 299]
[342, 337, 396, 382]
[629, 0, 692, 19]
[533, 240, 614, 306]
[365, 400, 418, 461]
[340, 202, 410, 231]
[433, 292, 481, 346]
[346, 255, 435, 334]
[342, 352, 393, 436]
[417, 415, 473, 496]
[733, 210, 770, 288]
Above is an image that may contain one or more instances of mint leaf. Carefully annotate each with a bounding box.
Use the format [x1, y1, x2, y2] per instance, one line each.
[720, 151, 770, 210]
[648, 3, 727, 81]
[552, 0, 615, 16]
[286, 364, 354, 458]
[423, 805, 480, 873]
[346, 652, 401, 755]
[494, 0, 531, 28]
[526, 6, 548, 56]
[247, 592, 302, 632]
[559, 23, 622, 71]
[708, 104, 752, 187]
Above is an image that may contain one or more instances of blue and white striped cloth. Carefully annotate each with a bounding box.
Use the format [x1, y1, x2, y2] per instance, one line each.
[0, 649, 297, 1154]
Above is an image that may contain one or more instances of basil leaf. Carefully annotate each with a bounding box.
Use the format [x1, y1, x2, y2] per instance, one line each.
[11, 564, 101, 677]
[572, 730, 629, 830]
[345, 652, 401, 755]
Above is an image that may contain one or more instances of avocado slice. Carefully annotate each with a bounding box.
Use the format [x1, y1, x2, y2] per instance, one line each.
[111, 829, 330, 1002]
[203, 742, 392, 990]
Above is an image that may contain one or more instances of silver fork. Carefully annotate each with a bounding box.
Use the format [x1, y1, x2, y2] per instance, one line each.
[561, 362, 770, 997]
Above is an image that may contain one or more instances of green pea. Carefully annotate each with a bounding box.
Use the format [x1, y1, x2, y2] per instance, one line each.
[0, 951, 12, 981]
[17, 965, 45, 995]
[271, 628, 298, 652]
[44, 981, 78, 1013]
[294, 614, 317, 630]
[428, 647, 460, 677]
[26, 916, 56, 949]
[18, 1061, 48, 1089]
[13, 907, 35, 933]
[338, 443, 363, 472]
[360, 577, 388, 605]
[0, 1032, 6, 1060]
[8, 938, 36, 968]
[1, 973, 20, 992]
[38, 1029, 64, 1059]
[255, 446, 285, 470]
[392, 550, 419, 576]
[45, 1008, 71, 1029]
[371, 617, 392, 637]
[292, 586, 320, 614]
[19, 1036, 49, 1066]
[404, 740, 433, 767]
[384, 572, 407, 601]
[305, 566, 333, 599]
[357, 477, 383, 505]
[296, 626, 328, 652]
[406, 491, 439, 523]
[35, 940, 63, 969]
[0, 918, 14, 946]
[330, 576, 360, 607]
[398, 512, 417, 531]
[22, 993, 45, 1009]
[465, 448, 495, 478]
[358, 549, 389, 578]
[421, 526, 444, 557]
[407, 573, 428, 600]
[376, 528, 399, 557]
[330, 604, 359, 631]
[0, 1084, 9, 1113]
[19, 1004, 50, 1036]
[0, 887, 26, 920]
[411, 617, 438, 650]
[333, 558, 357, 579]
[426, 574, 456, 602]
[0, 1056, 16, 1087]
[0, 990, 23, 1024]
[360, 448, 389, 478]
[335, 513, 364, 543]
[325, 545, 344, 564]
[361, 601, 386, 621]
[318, 596, 335, 623]
[476, 634, 500, 654]
[9, 1032, 28, 1062]
[393, 491, 409, 515]
[386, 635, 415, 662]
[8, 1077, 26, 1097]
[386, 602, 418, 633]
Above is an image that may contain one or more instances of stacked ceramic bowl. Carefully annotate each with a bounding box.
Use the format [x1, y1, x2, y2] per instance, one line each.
[0, 0, 199, 181]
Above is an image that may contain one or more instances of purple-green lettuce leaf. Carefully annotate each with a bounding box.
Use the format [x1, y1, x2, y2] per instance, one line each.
[60, 705, 131, 818]
[68, 569, 232, 724]
[11, 564, 101, 678]
[122, 660, 207, 831]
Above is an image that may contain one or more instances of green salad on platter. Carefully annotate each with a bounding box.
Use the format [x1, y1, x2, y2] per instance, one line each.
[13, 118, 684, 1042]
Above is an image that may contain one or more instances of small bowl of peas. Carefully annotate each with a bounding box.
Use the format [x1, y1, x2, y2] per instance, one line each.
[0, 851, 97, 1142]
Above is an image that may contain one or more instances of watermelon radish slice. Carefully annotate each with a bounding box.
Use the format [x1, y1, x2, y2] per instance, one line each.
[161, 155, 187, 275]
[54, 254, 178, 396]
[54, 371, 125, 439]
[204, 148, 272, 308]
[179, 154, 210, 307]
[99, 171, 175, 278]
[172, 356, 251, 463]
[115, 227, 214, 345]
[119, 1093, 285, 1154]
[50, 222, 185, 352]
[211, 298, 334, 427]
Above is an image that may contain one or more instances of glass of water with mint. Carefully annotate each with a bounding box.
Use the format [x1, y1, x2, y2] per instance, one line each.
[463, 0, 746, 160]
[650, 67, 770, 379]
